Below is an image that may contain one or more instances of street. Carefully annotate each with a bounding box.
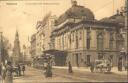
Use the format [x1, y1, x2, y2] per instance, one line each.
[13, 66, 79, 83]
[13, 66, 128, 83]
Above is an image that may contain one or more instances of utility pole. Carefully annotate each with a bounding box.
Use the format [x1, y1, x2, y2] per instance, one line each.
[0, 32, 4, 65]
[125, 0, 128, 81]
[0, 32, 4, 83]
[0, 32, 2, 63]
[0, 32, 2, 82]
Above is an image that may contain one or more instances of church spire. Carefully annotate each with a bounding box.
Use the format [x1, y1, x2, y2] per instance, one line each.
[13, 30, 22, 64]
[16, 29, 19, 37]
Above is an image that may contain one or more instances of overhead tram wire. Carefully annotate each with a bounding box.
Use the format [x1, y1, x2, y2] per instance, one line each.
[113, 0, 114, 15]
[94, 0, 114, 13]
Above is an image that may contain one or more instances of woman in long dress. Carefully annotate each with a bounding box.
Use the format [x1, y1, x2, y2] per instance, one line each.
[68, 61, 73, 73]
[5, 61, 13, 83]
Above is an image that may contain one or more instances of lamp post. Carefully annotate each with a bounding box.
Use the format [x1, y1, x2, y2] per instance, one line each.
[120, 47, 126, 70]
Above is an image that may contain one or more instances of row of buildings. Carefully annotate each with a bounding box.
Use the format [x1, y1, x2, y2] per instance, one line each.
[30, 0, 126, 67]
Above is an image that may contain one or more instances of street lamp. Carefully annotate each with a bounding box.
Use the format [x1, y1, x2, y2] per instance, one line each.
[120, 48, 126, 70]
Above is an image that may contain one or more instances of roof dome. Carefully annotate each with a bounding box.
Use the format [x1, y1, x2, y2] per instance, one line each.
[55, 3, 95, 25]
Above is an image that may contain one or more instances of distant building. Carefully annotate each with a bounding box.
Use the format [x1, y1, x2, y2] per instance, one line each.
[12, 30, 22, 65]
[22, 44, 32, 64]
[50, 1, 122, 66]
[30, 33, 36, 58]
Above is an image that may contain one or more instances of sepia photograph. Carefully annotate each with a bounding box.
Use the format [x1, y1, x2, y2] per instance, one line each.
[0, 0, 128, 82]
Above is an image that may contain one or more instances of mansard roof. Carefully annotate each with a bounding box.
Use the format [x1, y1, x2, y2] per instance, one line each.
[100, 14, 124, 26]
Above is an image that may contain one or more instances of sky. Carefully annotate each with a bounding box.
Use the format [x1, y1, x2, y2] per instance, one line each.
[0, 0, 125, 47]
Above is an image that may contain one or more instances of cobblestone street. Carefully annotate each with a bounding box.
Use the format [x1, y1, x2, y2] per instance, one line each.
[13, 66, 128, 83]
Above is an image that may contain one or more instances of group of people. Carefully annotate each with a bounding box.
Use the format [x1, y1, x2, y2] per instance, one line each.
[1, 61, 13, 83]
[15, 64, 25, 76]
[118, 59, 128, 71]
[0, 61, 26, 83]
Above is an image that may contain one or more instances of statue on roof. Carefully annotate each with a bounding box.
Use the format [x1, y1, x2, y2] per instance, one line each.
[71, 0, 77, 6]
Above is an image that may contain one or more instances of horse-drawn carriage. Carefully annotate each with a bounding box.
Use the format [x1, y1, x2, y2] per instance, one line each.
[90, 59, 112, 73]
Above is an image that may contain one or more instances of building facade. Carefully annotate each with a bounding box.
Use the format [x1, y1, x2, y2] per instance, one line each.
[51, 1, 123, 67]
[30, 33, 36, 58]
[100, 9, 126, 68]
[22, 44, 32, 64]
[35, 13, 56, 57]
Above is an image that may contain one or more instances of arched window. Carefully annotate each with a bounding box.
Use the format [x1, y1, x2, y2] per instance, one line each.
[97, 33, 103, 50]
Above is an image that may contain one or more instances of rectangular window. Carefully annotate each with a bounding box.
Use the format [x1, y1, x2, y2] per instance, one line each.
[76, 31, 79, 49]
[72, 32, 74, 42]
[79, 30, 82, 40]
[87, 39, 90, 49]
[86, 29, 91, 49]
[109, 40, 113, 50]
[97, 34, 103, 51]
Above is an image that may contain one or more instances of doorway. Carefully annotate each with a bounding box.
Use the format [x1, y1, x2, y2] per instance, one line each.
[76, 54, 79, 67]
[87, 55, 91, 66]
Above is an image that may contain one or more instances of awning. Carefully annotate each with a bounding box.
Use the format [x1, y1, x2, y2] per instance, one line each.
[43, 49, 67, 54]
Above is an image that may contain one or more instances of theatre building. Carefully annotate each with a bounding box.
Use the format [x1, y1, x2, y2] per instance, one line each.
[50, 1, 123, 67]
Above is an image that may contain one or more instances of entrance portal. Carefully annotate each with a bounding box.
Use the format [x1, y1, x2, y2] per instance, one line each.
[76, 54, 79, 67]
[87, 55, 91, 66]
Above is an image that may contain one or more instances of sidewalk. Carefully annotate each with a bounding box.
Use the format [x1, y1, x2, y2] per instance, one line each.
[0, 75, 2, 83]
[53, 66, 127, 76]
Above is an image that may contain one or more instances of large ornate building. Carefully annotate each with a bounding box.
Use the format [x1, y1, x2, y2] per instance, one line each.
[50, 1, 123, 66]
[100, 9, 126, 67]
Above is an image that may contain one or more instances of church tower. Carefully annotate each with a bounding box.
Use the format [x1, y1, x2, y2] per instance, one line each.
[13, 30, 22, 65]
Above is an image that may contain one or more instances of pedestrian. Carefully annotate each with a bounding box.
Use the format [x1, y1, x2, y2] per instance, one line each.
[18, 64, 21, 76]
[22, 65, 25, 75]
[44, 63, 52, 77]
[2, 65, 6, 81]
[4, 61, 13, 83]
[68, 61, 73, 73]
[125, 61, 128, 71]
[118, 58, 122, 71]
[45, 62, 52, 77]
[90, 62, 94, 73]
[0, 65, 2, 83]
